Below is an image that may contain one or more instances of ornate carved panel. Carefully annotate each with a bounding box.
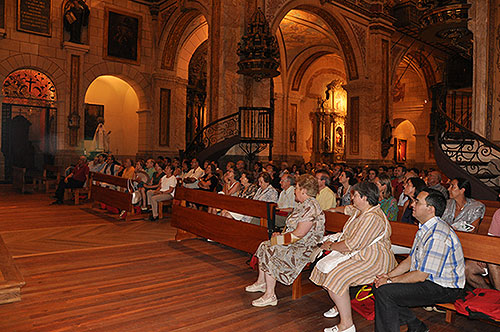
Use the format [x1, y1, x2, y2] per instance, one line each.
[2, 69, 56, 106]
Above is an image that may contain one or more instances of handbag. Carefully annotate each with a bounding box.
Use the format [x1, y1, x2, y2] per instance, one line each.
[315, 212, 388, 274]
[351, 285, 375, 320]
[127, 179, 141, 205]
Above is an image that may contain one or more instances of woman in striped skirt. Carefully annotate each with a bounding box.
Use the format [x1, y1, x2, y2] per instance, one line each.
[310, 182, 396, 332]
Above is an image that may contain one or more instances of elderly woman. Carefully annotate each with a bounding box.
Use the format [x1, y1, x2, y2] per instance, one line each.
[311, 182, 396, 332]
[337, 170, 357, 207]
[374, 173, 398, 222]
[441, 177, 485, 233]
[241, 172, 278, 224]
[220, 171, 258, 220]
[245, 174, 325, 307]
[253, 172, 278, 202]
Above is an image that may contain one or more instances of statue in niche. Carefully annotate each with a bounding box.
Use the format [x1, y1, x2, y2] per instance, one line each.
[93, 118, 111, 152]
[64, 0, 90, 44]
[336, 127, 343, 147]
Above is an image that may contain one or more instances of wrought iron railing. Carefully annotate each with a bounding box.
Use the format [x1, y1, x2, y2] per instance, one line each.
[184, 112, 239, 158]
[239, 107, 273, 142]
[183, 107, 273, 159]
[433, 85, 500, 190]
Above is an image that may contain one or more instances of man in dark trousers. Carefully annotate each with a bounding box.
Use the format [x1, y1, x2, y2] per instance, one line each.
[52, 156, 89, 204]
[374, 188, 465, 332]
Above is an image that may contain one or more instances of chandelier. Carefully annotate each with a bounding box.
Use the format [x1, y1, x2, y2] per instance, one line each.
[237, 7, 280, 81]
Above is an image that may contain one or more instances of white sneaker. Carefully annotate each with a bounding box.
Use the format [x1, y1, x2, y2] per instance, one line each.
[323, 306, 339, 318]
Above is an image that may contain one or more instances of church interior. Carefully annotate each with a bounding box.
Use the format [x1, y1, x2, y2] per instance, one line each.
[1, 0, 500, 331]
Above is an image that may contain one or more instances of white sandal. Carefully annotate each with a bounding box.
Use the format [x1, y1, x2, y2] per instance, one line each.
[324, 324, 356, 332]
[323, 306, 339, 318]
[245, 282, 266, 293]
[251, 294, 278, 307]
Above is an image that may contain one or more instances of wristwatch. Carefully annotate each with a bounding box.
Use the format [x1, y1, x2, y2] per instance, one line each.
[386, 278, 392, 284]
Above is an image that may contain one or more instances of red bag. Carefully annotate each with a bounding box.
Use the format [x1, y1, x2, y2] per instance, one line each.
[454, 288, 500, 321]
[249, 255, 259, 270]
[351, 285, 375, 320]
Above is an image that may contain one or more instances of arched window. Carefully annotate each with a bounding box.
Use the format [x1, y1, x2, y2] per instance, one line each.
[2, 69, 57, 107]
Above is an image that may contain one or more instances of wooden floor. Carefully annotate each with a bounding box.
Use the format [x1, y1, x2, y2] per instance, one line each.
[0, 185, 498, 331]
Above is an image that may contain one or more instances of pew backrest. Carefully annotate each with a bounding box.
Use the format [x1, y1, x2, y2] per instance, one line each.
[323, 210, 500, 265]
[171, 187, 275, 253]
[89, 172, 132, 212]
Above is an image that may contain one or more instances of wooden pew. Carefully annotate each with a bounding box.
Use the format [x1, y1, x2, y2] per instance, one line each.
[292, 211, 500, 324]
[171, 187, 275, 254]
[12, 167, 31, 193]
[89, 172, 137, 221]
[33, 165, 61, 193]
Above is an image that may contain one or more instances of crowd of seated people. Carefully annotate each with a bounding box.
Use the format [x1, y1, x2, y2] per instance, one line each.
[49, 153, 500, 330]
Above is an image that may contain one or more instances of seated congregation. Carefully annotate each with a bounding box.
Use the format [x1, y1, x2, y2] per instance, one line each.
[48, 154, 500, 331]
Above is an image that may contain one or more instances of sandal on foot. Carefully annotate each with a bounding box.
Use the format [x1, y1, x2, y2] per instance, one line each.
[245, 282, 266, 293]
[251, 295, 277, 307]
[324, 324, 356, 332]
[323, 306, 339, 318]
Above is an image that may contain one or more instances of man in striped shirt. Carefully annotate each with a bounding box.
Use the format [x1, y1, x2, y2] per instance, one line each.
[374, 188, 465, 332]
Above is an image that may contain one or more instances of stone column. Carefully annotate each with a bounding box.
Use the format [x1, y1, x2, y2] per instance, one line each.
[343, 79, 374, 163]
[208, 0, 246, 120]
[137, 109, 151, 156]
[468, 0, 491, 137]
[151, 73, 188, 157]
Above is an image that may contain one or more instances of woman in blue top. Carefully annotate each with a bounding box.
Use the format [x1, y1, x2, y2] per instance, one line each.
[374, 173, 398, 221]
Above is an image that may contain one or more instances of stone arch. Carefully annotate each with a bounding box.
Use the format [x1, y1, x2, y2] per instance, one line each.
[393, 118, 418, 163]
[0, 54, 68, 98]
[270, 2, 361, 81]
[82, 62, 150, 110]
[303, 68, 347, 96]
[176, 20, 208, 80]
[160, 9, 207, 72]
[288, 47, 340, 92]
[392, 49, 438, 91]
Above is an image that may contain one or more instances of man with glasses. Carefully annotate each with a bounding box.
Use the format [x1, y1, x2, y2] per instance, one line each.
[374, 188, 465, 332]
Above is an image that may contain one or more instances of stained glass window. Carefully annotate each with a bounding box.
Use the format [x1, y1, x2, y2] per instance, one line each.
[2, 69, 56, 107]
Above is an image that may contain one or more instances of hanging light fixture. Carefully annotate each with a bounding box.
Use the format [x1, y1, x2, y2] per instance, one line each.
[237, 7, 280, 81]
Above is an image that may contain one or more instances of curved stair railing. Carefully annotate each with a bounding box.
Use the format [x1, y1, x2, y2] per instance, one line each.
[432, 84, 500, 199]
[183, 107, 273, 161]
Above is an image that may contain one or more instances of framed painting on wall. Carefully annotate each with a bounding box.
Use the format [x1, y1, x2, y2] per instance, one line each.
[84, 103, 104, 140]
[395, 138, 407, 162]
[104, 8, 141, 64]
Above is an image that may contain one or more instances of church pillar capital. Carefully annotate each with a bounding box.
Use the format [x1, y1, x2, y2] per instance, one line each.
[136, 109, 151, 115]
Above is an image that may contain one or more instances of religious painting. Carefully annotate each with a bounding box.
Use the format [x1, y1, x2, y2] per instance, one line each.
[159, 88, 171, 146]
[104, 8, 141, 64]
[17, 0, 51, 36]
[0, 0, 5, 29]
[395, 138, 407, 162]
[84, 103, 104, 140]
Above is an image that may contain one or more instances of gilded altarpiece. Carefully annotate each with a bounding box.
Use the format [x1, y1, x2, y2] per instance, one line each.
[311, 80, 347, 162]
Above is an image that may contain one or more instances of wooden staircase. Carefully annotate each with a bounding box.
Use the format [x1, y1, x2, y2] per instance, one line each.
[0, 235, 24, 304]
[431, 84, 500, 200]
[182, 107, 273, 162]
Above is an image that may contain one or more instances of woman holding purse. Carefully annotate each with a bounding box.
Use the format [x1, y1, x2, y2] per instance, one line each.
[311, 182, 396, 332]
[245, 174, 325, 307]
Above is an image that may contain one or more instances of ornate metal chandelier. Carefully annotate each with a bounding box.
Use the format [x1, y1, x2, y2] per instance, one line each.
[237, 7, 280, 81]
